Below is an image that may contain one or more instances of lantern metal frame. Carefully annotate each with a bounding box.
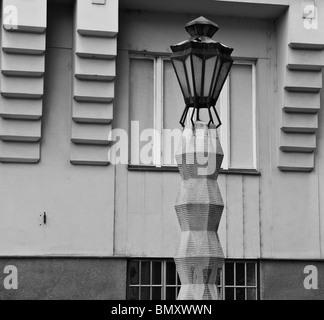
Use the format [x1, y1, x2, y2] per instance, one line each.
[170, 17, 234, 128]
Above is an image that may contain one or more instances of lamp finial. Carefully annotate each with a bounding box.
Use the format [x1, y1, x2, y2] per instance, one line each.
[185, 16, 219, 38]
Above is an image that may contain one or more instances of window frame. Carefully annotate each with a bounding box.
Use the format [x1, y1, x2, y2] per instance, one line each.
[129, 52, 257, 171]
[218, 260, 259, 300]
[223, 60, 257, 170]
[127, 259, 259, 301]
[127, 259, 181, 301]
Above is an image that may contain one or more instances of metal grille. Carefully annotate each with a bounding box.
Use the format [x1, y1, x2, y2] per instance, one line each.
[127, 260, 181, 300]
[217, 261, 259, 300]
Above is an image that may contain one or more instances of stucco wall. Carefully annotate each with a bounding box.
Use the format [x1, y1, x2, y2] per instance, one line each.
[261, 260, 324, 300]
[114, 10, 275, 259]
[115, 4, 324, 261]
[0, 258, 126, 300]
[1, 0, 324, 263]
[0, 2, 115, 256]
[265, 0, 324, 260]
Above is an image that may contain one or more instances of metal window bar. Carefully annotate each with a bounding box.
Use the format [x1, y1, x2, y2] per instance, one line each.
[128, 260, 181, 301]
[220, 262, 258, 300]
[128, 260, 258, 301]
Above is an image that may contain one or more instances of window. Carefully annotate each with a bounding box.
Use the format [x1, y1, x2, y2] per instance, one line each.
[225, 62, 257, 170]
[127, 260, 181, 300]
[127, 259, 259, 301]
[129, 53, 257, 170]
[129, 53, 183, 167]
[218, 261, 259, 300]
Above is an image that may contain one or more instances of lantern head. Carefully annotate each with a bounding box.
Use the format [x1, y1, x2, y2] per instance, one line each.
[170, 17, 234, 127]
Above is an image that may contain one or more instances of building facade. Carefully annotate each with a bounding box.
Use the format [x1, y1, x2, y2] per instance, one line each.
[0, 0, 324, 300]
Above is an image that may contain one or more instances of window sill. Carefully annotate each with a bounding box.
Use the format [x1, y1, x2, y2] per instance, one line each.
[128, 165, 261, 176]
[128, 165, 178, 172]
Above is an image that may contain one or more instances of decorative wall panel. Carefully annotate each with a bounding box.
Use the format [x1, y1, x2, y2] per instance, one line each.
[71, 0, 118, 166]
[0, 0, 47, 163]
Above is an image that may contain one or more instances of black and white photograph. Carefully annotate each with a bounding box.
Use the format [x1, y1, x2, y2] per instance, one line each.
[0, 0, 323, 304]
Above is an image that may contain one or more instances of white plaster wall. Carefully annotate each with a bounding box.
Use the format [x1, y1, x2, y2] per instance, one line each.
[115, 10, 274, 258]
[0, 3, 115, 256]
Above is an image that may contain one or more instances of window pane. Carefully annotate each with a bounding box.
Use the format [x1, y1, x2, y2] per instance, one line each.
[185, 56, 195, 97]
[130, 57, 154, 165]
[192, 55, 203, 96]
[141, 287, 150, 300]
[225, 263, 234, 286]
[217, 286, 223, 300]
[236, 263, 245, 286]
[236, 288, 246, 301]
[163, 60, 183, 166]
[229, 64, 254, 169]
[204, 56, 218, 97]
[247, 288, 257, 301]
[213, 60, 232, 104]
[247, 263, 256, 286]
[211, 58, 224, 100]
[166, 287, 176, 300]
[141, 261, 151, 285]
[127, 287, 139, 300]
[152, 262, 162, 285]
[129, 261, 139, 285]
[172, 59, 190, 98]
[225, 287, 234, 300]
[216, 268, 222, 286]
[166, 261, 176, 285]
[152, 287, 162, 300]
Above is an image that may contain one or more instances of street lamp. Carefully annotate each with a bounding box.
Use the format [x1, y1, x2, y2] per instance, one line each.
[170, 16, 233, 127]
[172, 17, 234, 300]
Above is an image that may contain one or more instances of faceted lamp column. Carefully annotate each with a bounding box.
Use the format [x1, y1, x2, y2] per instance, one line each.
[175, 121, 225, 300]
[171, 16, 233, 301]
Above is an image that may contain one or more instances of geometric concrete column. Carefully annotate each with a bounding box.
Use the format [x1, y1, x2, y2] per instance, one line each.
[0, 0, 47, 163]
[175, 121, 224, 300]
[71, 0, 118, 165]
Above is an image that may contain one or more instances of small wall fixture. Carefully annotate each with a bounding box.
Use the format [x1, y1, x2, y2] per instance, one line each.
[39, 212, 47, 226]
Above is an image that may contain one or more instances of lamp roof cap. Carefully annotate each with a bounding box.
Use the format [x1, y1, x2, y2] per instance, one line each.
[185, 16, 219, 38]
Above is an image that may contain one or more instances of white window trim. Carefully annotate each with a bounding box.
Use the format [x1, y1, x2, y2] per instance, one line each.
[130, 54, 257, 170]
[220, 79, 230, 170]
[154, 57, 163, 167]
[224, 60, 257, 170]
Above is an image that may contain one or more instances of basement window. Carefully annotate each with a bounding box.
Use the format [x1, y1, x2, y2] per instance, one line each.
[127, 259, 181, 300]
[127, 259, 259, 301]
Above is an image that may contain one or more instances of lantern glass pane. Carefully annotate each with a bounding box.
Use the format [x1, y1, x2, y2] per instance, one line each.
[212, 60, 232, 101]
[172, 58, 190, 99]
[210, 57, 222, 102]
[185, 56, 194, 99]
[204, 56, 218, 97]
[192, 54, 204, 97]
